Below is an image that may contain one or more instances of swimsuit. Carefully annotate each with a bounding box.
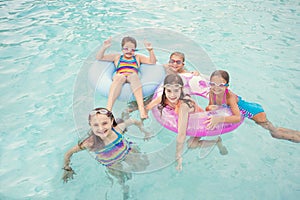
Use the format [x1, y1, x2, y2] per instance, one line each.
[236, 96, 264, 119]
[94, 128, 131, 167]
[213, 89, 264, 119]
[115, 55, 139, 76]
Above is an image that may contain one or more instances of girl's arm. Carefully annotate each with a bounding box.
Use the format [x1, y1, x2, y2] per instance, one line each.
[224, 95, 241, 123]
[96, 37, 119, 61]
[137, 40, 157, 64]
[63, 144, 85, 169]
[176, 103, 190, 171]
[205, 93, 241, 130]
[205, 91, 217, 111]
[145, 95, 162, 111]
[62, 140, 89, 183]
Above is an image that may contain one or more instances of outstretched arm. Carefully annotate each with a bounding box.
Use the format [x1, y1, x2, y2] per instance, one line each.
[205, 94, 241, 130]
[62, 143, 85, 183]
[145, 95, 162, 111]
[96, 37, 119, 61]
[138, 40, 157, 64]
[176, 103, 190, 171]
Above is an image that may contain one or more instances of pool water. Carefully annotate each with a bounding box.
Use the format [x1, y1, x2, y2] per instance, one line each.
[1, 0, 299, 199]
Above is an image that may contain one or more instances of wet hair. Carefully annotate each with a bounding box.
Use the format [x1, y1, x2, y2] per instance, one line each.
[158, 74, 193, 115]
[88, 107, 117, 127]
[121, 36, 137, 48]
[84, 108, 118, 151]
[170, 51, 185, 62]
[210, 70, 230, 84]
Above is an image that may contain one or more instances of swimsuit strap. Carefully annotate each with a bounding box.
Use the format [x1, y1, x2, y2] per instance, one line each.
[213, 93, 217, 105]
[212, 89, 228, 105]
[116, 55, 123, 68]
[117, 55, 138, 66]
[222, 89, 228, 105]
[112, 127, 122, 137]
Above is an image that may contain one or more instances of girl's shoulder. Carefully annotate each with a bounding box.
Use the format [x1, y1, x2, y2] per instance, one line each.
[114, 54, 121, 61]
[134, 53, 147, 61]
[179, 95, 195, 107]
[226, 90, 237, 98]
[113, 125, 125, 135]
[226, 90, 238, 104]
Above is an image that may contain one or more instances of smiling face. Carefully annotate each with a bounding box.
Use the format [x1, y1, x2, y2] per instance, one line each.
[209, 75, 228, 95]
[122, 41, 136, 58]
[164, 84, 182, 104]
[89, 114, 114, 140]
[169, 54, 185, 72]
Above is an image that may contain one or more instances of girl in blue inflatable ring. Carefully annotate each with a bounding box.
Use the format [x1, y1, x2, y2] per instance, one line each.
[96, 36, 157, 119]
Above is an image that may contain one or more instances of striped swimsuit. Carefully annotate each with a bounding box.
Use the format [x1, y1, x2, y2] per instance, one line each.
[94, 128, 131, 167]
[115, 55, 139, 76]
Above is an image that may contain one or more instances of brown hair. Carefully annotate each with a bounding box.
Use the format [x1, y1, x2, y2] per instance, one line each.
[84, 108, 118, 151]
[170, 51, 185, 62]
[158, 74, 193, 115]
[210, 70, 230, 84]
[121, 36, 137, 48]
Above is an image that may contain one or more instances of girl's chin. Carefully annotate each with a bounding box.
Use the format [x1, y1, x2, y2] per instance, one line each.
[168, 99, 179, 103]
[212, 90, 223, 95]
[124, 53, 133, 57]
[95, 131, 108, 138]
[171, 67, 180, 72]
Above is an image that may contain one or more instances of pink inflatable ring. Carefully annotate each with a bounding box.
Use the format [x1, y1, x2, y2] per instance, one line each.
[151, 73, 244, 137]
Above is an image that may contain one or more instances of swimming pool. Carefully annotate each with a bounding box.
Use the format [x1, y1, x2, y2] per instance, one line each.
[1, 0, 299, 199]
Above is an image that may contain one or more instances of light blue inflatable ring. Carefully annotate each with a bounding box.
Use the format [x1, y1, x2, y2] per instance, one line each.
[88, 60, 165, 101]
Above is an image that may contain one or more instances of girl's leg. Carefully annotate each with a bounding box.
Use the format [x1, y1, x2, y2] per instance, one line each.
[253, 112, 300, 143]
[127, 73, 147, 119]
[187, 136, 228, 155]
[107, 167, 132, 200]
[107, 74, 126, 111]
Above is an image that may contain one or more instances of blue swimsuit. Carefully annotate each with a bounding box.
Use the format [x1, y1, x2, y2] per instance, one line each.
[214, 89, 264, 119]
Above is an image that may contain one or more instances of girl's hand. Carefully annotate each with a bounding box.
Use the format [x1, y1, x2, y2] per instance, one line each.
[144, 39, 153, 51]
[206, 105, 219, 111]
[102, 37, 112, 49]
[62, 166, 76, 183]
[191, 71, 200, 76]
[204, 116, 223, 130]
[176, 156, 183, 171]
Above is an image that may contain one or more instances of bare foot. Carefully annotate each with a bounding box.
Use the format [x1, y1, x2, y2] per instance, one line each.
[216, 137, 228, 155]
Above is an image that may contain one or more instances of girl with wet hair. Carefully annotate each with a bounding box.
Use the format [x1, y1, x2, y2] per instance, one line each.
[146, 74, 228, 171]
[62, 108, 149, 199]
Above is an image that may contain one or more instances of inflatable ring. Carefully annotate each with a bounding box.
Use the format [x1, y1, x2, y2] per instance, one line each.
[88, 61, 165, 101]
[151, 73, 244, 137]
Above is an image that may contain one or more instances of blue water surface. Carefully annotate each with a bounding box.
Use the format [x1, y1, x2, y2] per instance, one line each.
[1, 0, 299, 199]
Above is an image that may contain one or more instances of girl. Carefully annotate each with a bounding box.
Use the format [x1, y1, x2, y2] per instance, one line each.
[96, 36, 157, 119]
[164, 51, 200, 75]
[123, 51, 201, 116]
[62, 108, 150, 198]
[146, 74, 228, 171]
[205, 70, 300, 143]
